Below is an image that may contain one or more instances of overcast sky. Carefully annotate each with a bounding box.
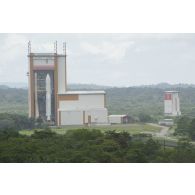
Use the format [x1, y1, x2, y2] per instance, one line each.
[0, 33, 195, 87]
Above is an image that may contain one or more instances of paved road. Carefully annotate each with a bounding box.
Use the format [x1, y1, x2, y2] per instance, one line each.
[147, 123, 170, 137]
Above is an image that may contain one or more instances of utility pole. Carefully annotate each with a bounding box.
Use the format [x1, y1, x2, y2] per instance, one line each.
[54, 41, 57, 53]
[28, 41, 31, 54]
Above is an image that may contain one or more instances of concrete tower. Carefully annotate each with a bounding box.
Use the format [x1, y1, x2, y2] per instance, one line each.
[28, 41, 67, 124]
[164, 91, 181, 116]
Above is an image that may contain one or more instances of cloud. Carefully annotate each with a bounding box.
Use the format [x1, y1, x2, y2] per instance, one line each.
[0, 34, 28, 81]
[0, 34, 60, 81]
[1, 33, 195, 86]
[0, 34, 27, 61]
[32, 43, 54, 52]
[80, 41, 134, 60]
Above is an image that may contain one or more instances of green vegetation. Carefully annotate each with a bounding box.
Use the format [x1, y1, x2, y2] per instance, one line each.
[54, 123, 161, 134]
[20, 123, 160, 136]
[0, 113, 194, 162]
[0, 87, 28, 114]
[1, 128, 195, 162]
[0, 113, 49, 133]
[175, 116, 195, 140]
[0, 113, 34, 131]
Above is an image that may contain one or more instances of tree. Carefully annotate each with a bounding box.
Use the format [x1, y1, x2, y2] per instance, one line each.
[32, 129, 56, 139]
[143, 138, 160, 158]
[175, 116, 191, 135]
[0, 119, 15, 131]
[188, 119, 195, 140]
[36, 117, 44, 128]
[138, 113, 153, 123]
[105, 131, 132, 148]
[173, 138, 195, 162]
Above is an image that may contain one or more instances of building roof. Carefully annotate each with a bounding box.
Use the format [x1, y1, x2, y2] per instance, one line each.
[28, 53, 66, 57]
[109, 115, 127, 117]
[165, 91, 179, 93]
[58, 90, 106, 95]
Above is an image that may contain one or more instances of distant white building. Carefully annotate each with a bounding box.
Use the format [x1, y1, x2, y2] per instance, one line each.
[108, 115, 129, 124]
[159, 119, 174, 126]
[164, 91, 181, 116]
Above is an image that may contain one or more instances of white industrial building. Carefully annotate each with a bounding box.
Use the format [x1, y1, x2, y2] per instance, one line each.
[58, 91, 108, 125]
[164, 91, 181, 116]
[158, 119, 174, 126]
[28, 42, 108, 126]
[108, 115, 129, 124]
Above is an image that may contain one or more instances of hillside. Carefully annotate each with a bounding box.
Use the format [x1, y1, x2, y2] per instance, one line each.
[106, 87, 195, 118]
[137, 82, 195, 89]
[0, 87, 28, 114]
[1, 84, 195, 119]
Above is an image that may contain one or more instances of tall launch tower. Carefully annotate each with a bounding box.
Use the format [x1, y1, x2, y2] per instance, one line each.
[28, 42, 67, 124]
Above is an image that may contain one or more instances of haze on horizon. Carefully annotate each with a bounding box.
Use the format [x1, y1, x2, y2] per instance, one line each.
[0, 33, 195, 87]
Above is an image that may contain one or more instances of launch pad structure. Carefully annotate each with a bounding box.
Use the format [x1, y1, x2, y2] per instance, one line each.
[27, 42, 108, 126]
[164, 91, 181, 117]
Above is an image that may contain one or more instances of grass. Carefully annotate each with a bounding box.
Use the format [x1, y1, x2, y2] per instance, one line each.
[19, 123, 161, 136]
[0, 105, 28, 115]
[20, 129, 41, 136]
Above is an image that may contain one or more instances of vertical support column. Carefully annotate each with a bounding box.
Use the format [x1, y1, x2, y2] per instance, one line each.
[83, 111, 85, 125]
[88, 115, 91, 125]
[54, 53, 58, 125]
[104, 94, 106, 108]
[29, 54, 35, 118]
[64, 42, 67, 91]
[59, 110, 61, 126]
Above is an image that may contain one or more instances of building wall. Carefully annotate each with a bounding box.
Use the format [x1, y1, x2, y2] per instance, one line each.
[29, 55, 35, 118]
[59, 108, 108, 125]
[164, 100, 172, 114]
[172, 93, 181, 115]
[57, 56, 66, 93]
[28, 57, 31, 117]
[108, 116, 122, 124]
[59, 94, 105, 110]
[33, 56, 54, 66]
[159, 119, 174, 126]
[60, 110, 83, 125]
[164, 92, 181, 116]
[85, 108, 108, 124]
[58, 94, 107, 125]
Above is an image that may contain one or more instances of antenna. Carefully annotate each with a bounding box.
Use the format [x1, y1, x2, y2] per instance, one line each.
[63, 42, 67, 90]
[28, 41, 31, 54]
[63, 42, 67, 55]
[54, 41, 57, 53]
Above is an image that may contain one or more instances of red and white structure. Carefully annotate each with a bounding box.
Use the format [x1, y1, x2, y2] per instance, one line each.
[164, 91, 181, 116]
